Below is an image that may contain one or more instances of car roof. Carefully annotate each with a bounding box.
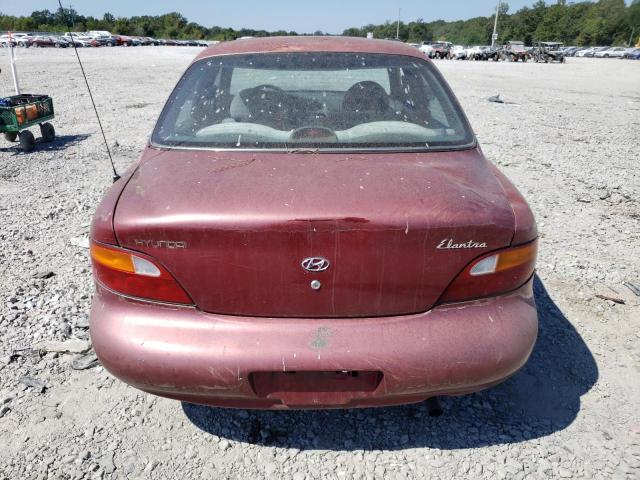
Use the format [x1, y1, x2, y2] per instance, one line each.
[194, 36, 426, 63]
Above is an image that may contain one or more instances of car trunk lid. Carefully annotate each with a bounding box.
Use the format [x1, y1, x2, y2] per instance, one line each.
[113, 147, 514, 317]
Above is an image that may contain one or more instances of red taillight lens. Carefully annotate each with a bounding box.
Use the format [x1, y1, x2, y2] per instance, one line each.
[90, 242, 192, 305]
[439, 240, 538, 303]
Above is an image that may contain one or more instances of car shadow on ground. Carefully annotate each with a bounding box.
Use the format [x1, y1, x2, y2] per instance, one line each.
[182, 275, 598, 450]
[0, 133, 90, 154]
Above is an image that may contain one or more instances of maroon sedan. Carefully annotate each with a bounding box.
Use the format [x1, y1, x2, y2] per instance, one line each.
[31, 36, 69, 48]
[90, 37, 538, 410]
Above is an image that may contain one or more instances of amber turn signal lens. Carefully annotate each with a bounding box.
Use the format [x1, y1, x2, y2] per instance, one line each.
[439, 239, 538, 303]
[496, 242, 537, 272]
[90, 241, 192, 305]
[90, 243, 135, 273]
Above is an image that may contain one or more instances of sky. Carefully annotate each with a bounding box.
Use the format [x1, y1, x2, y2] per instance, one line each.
[0, 0, 604, 34]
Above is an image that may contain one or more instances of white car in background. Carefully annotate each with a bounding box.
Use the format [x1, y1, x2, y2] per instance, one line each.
[7, 32, 35, 47]
[0, 34, 18, 47]
[451, 45, 468, 59]
[576, 46, 608, 57]
[594, 47, 629, 58]
[418, 42, 434, 56]
[62, 33, 97, 47]
[575, 47, 593, 57]
[466, 45, 483, 59]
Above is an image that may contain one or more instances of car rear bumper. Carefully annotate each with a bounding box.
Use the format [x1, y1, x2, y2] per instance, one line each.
[90, 279, 537, 409]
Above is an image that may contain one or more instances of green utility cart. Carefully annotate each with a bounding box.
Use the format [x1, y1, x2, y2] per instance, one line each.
[0, 94, 55, 152]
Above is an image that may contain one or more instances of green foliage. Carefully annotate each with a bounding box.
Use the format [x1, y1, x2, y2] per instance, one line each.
[0, 1, 637, 46]
[349, 0, 638, 46]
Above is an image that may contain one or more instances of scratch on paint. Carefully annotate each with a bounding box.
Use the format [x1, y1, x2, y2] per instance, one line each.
[282, 357, 286, 372]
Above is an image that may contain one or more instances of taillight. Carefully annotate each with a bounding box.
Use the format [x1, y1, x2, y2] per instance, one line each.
[90, 241, 192, 305]
[439, 240, 537, 303]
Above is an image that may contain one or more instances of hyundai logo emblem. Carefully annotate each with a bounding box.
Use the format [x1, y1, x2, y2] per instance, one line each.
[301, 257, 330, 272]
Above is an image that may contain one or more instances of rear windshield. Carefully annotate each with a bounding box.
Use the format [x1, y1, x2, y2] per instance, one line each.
[152, 52, 474, 151]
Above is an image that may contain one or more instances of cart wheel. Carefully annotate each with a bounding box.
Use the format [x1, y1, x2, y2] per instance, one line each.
[19, 130, 36, 152]
[3, 132, 18, 142]
[40, 123, 56, 142]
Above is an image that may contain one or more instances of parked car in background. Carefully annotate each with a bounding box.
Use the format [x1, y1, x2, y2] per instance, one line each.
[63, 32, 100, 47]
[431, 41, 453, 59]
[62, 34, 88, 47]
[115, 35, 141, 46]
[466, 45, 488, 60]
[478, 45, 501, 61]
[88, 31, 119, 46]
[91, 35, 112, 46]
[594, 47, 629, 58]
[0, 34, 18, 48]
[577, 46, 608, 57]
[450, 45, 468, 60]
[130, 36, 153, 46]
[418, 41, 435, 57]
[89, 36, 538, 410]
[575, 47, 594, 57]
[419, 41, 453, 59]
[31, 36, 69, 48]
[623, 48, 640, 60]
[466, 45, 480, 59]
[562, 46, 580, 56]
[531, 42, 565, 62]
[88, 30, 112, 38]
[502, 41, 529, 62]
[7, 32, 35, 47]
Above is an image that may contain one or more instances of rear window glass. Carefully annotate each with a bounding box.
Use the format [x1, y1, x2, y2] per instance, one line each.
[152, 52, 474, 151]
[229, 67, 391, 95]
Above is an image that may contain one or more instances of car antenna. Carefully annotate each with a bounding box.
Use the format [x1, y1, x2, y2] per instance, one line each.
[57, 0, 120, 182]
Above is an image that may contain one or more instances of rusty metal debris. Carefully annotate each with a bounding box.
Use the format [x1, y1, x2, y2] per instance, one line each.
[595, 294, 625, 305]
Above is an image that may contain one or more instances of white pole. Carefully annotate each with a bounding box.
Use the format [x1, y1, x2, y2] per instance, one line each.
[396, 8, 401, 40]
[491, 0, 500, 47]
[8, 32, 21, 95]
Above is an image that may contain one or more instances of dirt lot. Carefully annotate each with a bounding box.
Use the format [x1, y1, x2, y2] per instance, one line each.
[0, 47, 639, 479]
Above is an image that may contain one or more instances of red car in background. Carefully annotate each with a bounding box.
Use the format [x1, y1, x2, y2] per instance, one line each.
[90, 36, 538, 410]
[31, 36, 69, 48]
[111, 35, 141, 46]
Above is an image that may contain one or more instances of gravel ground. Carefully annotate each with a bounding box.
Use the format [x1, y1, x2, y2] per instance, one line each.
[0, 47, 639, 480]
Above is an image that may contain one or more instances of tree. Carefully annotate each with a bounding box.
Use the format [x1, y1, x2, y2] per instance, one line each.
[2, 2, 639, 46]
[578, 0, 628, 45]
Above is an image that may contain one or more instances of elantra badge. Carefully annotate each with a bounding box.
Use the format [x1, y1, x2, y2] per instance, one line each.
[437, 238, 487, 250]
[301, 257, 330, 272]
